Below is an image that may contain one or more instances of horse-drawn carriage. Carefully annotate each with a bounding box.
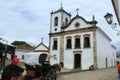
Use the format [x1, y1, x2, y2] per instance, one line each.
[24, 53, 61, 80]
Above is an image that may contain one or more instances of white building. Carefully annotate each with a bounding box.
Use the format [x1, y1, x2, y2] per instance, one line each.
[24, 41, 49, 63]
[15, 49, 32, 62]
[33, 41, 49, 54]
[111, 0, 120, 25]
[49, 7, 116, 70]
[15, 41, 49, 62]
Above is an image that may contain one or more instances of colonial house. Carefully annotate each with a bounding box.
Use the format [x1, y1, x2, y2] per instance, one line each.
[32, 41, 49, 61]
[111, 0, 120, 25]
[15, 44, 33, 62]
[49, 7, 116, 70]
[15, 40, 49, 62]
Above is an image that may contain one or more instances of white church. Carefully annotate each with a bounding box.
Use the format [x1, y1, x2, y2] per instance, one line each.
[49, 6, 116, 70]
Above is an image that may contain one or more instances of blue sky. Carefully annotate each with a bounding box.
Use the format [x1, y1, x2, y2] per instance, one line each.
[0, 0, 120, 50]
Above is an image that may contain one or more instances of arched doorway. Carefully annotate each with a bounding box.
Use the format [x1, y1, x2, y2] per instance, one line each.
[74, 54, 81, 69]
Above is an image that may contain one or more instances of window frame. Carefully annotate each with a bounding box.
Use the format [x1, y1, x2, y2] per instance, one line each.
[66, 36, 72, 49]
[74, 35, 81, 49]
[54, 17, 58, 27]
[65, 18, 68, 25]
[83, 34, 90, 48]
[53, 38, 58, 50]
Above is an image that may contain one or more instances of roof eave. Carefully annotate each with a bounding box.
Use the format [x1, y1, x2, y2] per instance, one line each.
[111, 0, 120, 25]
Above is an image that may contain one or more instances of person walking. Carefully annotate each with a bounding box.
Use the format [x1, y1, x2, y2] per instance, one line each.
[117, 62, 120, 79]
[12, 55, 19, 65]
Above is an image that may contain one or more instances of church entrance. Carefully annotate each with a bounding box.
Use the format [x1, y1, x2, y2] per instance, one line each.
[74, 54, 81, 69]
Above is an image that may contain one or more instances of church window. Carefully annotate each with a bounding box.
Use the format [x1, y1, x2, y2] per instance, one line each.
[66, 38, 72, 49]
[54, 17, 58, 26]
[75, 22, 80, 28]
[53, 39, 57, 50]
[65, 18, 68, 25]
[84, 37, 90, 48]
[75, 38, 80, 48]
[22, 55, 24, 60]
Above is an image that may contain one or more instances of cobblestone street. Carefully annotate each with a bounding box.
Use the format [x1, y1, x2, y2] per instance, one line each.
[58, 67, 119, 80]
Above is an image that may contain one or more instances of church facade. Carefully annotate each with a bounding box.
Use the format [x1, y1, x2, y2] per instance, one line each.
[49, 7, 116, 70]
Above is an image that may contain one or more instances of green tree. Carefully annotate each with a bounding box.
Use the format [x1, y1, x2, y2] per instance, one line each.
[11, 41, 33, 48]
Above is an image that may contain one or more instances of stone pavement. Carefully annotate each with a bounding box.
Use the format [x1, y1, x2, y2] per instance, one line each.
[58, 67, 119, 80]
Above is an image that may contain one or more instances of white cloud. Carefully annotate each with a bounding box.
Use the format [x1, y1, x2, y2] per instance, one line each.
[0, 0, 119, 48]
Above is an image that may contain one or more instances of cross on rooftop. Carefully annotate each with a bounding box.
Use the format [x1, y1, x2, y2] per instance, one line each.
[76, 8, 79, 15]
[41, 37, 43, 43]
[61, 3, 63, 8]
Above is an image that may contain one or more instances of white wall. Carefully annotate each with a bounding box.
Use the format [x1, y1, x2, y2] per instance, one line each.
[62, 12, 71, 25]
[15, 51, 31, 62]
[35, 45, 48, 51]
[111, 45, 116, 66]
[64, 32, 94, 69]
[96, 28, 115, 68]
[16, 51, 49, 62]
[51, 13, 61, 33]
[50, 36, 60, 65]
[64, 18, 92, 31]
[51, 12, 71, 33]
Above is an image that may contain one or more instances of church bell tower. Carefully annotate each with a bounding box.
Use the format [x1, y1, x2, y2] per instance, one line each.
[49, 5, 71, 65]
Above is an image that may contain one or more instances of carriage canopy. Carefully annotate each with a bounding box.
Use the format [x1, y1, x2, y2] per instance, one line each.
[25, 52, 49, 65]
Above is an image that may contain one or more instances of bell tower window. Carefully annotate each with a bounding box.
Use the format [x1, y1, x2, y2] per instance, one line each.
[54, 17, 58, 26]
[65, 18, 68, 25]
[53, 39, 58, 50]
